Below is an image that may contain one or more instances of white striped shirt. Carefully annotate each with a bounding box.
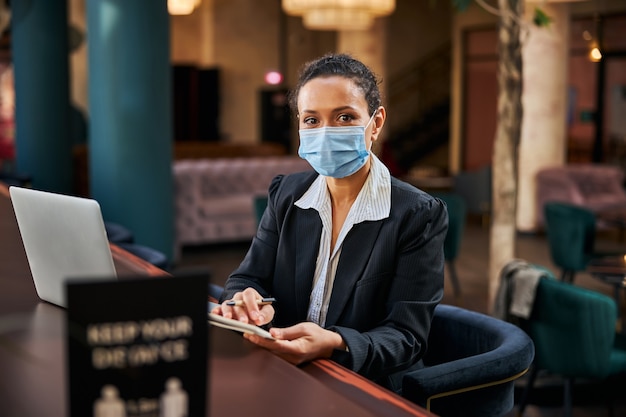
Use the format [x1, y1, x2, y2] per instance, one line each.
[295, 154, 391, 326]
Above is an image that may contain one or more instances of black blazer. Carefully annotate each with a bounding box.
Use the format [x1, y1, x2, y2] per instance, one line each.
[222, 171, 448, 390]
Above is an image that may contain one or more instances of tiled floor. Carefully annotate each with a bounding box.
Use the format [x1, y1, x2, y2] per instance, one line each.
[172, 220, 626, 417]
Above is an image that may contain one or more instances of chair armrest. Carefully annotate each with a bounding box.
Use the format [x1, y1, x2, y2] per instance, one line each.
[402, 305, 534, 403]
[403, 343, 530, 400]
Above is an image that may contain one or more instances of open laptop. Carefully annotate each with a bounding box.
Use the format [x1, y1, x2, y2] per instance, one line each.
[9, 186, 117, 308]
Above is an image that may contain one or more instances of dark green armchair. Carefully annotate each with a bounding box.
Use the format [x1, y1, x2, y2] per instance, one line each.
[543, 202, 597, 283]
[432, 192, 467, 299]
[517, 276, 626, 417]
[254, 194, 268, 226]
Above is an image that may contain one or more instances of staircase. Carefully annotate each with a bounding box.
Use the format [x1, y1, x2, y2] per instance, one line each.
[383, 43, 452, 176]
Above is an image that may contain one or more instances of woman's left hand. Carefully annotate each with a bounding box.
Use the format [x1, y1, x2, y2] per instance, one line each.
[243, 322, 346, 365]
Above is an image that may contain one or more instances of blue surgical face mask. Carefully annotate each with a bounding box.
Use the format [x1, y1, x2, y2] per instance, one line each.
[298, 112, 376, 178]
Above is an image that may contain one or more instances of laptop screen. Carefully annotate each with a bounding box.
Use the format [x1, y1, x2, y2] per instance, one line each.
[9, 186, 117, 307]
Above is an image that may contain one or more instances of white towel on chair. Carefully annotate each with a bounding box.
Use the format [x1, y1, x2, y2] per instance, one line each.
[509, 265, 542, 319]
[494, 259, 543, 320]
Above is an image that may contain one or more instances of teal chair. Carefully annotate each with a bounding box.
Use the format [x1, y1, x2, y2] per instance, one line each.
[254, 195, 268, 226]
[543, 202, 597, 283]
[432, 192, 467, 299]
[117, 242, 170, 271]
[104, 221, 134, 244]
[516, 276, 626, 417]
[452, 165, 491, 227]
[104, 222, 169, 270]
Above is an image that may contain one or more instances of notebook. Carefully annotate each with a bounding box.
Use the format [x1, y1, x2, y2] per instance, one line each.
[9, 186, 117, 308]
[207, 302, 274, 340]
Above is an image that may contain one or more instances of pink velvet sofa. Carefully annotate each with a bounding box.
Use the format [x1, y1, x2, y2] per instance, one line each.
[535, 164, 626, 229]
[173, 156, 311, 256]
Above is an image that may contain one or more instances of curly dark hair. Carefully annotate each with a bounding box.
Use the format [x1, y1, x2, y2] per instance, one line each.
[288, 53, 383, 118]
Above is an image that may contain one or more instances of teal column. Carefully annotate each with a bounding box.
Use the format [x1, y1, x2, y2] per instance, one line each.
[11, 0, 72, 193]
[86, 0, 173, 260]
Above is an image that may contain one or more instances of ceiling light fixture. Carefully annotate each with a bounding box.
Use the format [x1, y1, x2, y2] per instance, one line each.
[168, 0, 201, 16]
[282, 0, 395, 31]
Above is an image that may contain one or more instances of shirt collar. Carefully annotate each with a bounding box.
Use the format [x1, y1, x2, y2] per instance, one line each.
[296, 154, 391, 221]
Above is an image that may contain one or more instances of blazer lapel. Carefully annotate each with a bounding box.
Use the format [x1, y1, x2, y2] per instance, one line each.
[293, 208, 322, 321]
[325, 220, 383, 326]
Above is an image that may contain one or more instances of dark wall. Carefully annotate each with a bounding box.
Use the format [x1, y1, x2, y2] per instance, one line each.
[173, 65, 220, 141]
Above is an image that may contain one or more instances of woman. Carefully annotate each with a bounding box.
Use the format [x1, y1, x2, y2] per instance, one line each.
[212, 53, 447, 392]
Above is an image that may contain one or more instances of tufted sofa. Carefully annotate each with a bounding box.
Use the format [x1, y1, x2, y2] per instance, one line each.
[173, 155, 311, 256]
[535, 164, 626, 229]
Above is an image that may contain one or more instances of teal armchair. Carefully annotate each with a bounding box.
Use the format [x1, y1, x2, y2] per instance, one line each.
[517, 276, 626, 417]
[254, 195, 268, 226]
[452, 165, 491, 227]
[432, 192, 466, 299]
[543, 202, 597, 283]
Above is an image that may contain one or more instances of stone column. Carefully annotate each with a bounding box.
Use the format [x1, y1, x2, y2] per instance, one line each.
[517, 1, 571, 232]
[86, 0, 174, 259]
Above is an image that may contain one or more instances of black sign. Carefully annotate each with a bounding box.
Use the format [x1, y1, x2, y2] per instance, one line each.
[66, 273, 208, 417]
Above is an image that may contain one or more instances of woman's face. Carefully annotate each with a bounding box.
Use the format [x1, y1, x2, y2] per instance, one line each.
[296, 75, 385, 150]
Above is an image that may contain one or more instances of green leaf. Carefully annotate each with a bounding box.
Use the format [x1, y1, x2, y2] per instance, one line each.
[533, 7, 552, 27]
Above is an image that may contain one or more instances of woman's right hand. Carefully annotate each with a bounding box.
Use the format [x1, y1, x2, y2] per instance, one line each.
[211, 287, 275, 326]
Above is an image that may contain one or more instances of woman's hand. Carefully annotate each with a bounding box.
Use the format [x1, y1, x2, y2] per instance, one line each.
[243, 322, 346, 365]
[210, 287, 275, 326]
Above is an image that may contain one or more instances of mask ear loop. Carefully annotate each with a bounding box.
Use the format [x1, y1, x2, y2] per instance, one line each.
[365, 110, 377, 130]
[365, 108, 381, 151]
